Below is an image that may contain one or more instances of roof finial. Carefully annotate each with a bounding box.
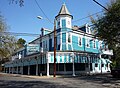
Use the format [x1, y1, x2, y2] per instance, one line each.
[63, 2, 65, 5]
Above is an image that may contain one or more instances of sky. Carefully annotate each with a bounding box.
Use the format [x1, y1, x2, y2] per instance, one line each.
[0, 0, 110, 43]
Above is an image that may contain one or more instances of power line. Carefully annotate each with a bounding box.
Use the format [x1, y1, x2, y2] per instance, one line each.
[0, 32, 40, 37]
[93, 0, 108, 11]
[73, 10, 104, 23]
[34, 0, 54, 24]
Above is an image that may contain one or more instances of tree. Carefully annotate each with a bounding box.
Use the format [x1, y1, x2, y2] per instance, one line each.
[91, 0, 120, 67]
[17, 38, 26, 48]
[0, 14, 18, 63]
[9, 0, 24, 7]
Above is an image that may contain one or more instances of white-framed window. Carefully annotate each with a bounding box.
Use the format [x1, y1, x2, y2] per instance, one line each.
[52, 36, 54, 47]
[78, 36, 82, 46]
[57, 21, 60, 28]
[68, 33, 71, 43]
[104, 44, 108, 51]
[93, 40, 96, 48]
[57, 35, 60, 45]
[86, 38, 90, 48]
[99, 41, 103, 49]
[43, 41, 45, 49]
[46, 40, 47, 49]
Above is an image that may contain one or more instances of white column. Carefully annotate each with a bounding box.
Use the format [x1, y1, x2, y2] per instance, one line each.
[72, 59, 75, 76]
[71, 53, 75, 76]
[36, 64, 38, 76]
[92, 63, 95, 73]
[28, 65, 30, 75]
[99, 54, 102, 74]
[47, 59, 49, 76]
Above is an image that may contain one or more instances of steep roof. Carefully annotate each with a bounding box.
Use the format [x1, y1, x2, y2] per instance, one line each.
[58, 3, 70, 15]
[56, 3, 73, 19]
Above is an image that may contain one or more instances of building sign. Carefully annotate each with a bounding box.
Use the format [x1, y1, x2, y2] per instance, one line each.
[26, 44, 40, 55]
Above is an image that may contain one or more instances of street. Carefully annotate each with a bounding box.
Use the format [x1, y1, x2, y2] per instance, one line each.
[0, 73, 120, 88]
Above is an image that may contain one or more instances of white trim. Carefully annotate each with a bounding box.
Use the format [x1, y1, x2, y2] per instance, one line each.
[60, 32, 62, 50]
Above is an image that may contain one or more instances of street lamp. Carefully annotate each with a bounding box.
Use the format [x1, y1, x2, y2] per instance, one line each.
[37, 16, 43, 20]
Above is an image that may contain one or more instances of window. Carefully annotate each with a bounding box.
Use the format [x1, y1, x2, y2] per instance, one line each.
[104, 44, 108, 51]
[52, 37, 54, 47]
[93, 40, 96, 48]
[87, 27, 89, 33]
[43, 41, 45, 49]
[68, 33, 71, 43]
[58, 21, 60, 28]
[99, 41, 102, 49]
[86, 39, 90, 47]
[57, 35, 60, 45]
[62, 19, 66, 28]
[78, 36, 82, 46]
[46, 40, 47, 49]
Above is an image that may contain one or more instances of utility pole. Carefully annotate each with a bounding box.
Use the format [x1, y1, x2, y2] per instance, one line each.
[93, 0, 108, 11]
[53, 19, 56, 78]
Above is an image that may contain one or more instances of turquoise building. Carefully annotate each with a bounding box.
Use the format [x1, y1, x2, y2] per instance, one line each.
[4, 4, 113, 76]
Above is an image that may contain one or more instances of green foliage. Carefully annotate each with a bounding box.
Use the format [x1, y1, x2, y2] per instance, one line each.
[0, 14, 18, 63]
[91, 0, 120, 67]
[17, 38, 26, 48]
[9, 0, 24, 7]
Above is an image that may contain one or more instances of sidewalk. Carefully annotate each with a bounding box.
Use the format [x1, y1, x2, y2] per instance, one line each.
[0, 72, 113, 79]
[0, 72, 51, 79]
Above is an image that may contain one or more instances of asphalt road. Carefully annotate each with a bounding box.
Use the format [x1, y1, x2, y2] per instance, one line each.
[0, 73, 120, 88]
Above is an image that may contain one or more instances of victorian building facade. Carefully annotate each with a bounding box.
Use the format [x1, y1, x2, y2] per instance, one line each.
[4, 4, 113, 76]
